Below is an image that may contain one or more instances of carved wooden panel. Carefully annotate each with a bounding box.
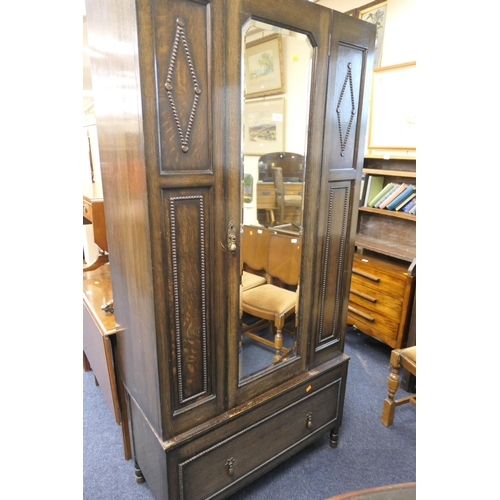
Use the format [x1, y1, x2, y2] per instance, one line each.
[326, 43, 366, 170]
[315, 183, 350, 350]
[163, 189, 213, 410]
[154, 0, 211, 172]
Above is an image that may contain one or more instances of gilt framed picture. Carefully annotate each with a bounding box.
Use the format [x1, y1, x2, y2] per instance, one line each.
[346, 1, 387, 68]
[244, 34, 285, 99]
[243, 98, 285, 156]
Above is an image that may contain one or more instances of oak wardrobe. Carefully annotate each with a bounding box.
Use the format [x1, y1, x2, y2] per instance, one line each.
[85, 0, 375, 498]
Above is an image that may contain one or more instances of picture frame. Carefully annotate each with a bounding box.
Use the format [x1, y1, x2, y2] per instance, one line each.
[243, 97, 285, 156]
[244, 34, 285, 99]
[368, 61, 416, 151]
[346, 1, 387, 68]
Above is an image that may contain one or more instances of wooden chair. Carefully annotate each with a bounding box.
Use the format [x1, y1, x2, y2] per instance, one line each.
[241, 233, 301, 363]
[381, 346, 416, 427]
[272, 166, 302, 226]
[240, 225, 273, 292]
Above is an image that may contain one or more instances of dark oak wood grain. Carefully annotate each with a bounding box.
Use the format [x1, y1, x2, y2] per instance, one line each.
[85, 0, 375, 498]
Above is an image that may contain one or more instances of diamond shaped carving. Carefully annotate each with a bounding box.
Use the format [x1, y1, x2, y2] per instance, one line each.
[165, 18, 202, 153]
[336, 63, 356, 157]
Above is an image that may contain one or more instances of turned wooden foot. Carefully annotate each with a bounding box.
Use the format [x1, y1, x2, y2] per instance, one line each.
[134, 462, 145, 484]
[329, 427, 339, 448]
[273, 329, 283, 363]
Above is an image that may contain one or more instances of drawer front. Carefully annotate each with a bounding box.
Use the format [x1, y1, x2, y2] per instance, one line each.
[284, 184, 302, 196]
[349, 275, 403, 320]
[177, 372, 344, 500]
[83, 199, 93, 222]
[350, 263, 406, 298]
[347, 304, 400, 344]
[257, 184, 276, 209]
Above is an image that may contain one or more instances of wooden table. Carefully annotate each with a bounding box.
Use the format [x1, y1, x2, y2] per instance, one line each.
[83, 264, 131, 459]
[83, 183, 109, 270]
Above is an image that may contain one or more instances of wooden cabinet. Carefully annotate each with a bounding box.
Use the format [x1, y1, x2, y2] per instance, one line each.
[85, 0, 374, 498]
[349, 156, 416, 348]
[256, 181, 302, 226]
[348, 253, 414, 349]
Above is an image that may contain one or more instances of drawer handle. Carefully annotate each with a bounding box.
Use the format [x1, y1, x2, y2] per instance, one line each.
[306, 411, 313, 429]
[225, 457, 235, 477]
[352, 269, 380, 282]
[261, 190, 271, 195]
[348, 306, 375, 322]
[83, 205, 88, 213]
[350, 288, 376, 303]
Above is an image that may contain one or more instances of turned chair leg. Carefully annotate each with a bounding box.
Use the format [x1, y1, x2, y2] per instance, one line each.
[273, 327, 283, 363]
[381, 351, 401, 427]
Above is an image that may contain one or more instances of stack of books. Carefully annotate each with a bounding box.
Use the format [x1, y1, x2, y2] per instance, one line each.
[360, 175, 416, 214]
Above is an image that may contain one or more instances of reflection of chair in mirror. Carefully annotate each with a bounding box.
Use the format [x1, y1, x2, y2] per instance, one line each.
[272, 166, 302, 227]
[240, 225, 273, 292]
[241, 233, 301, 363]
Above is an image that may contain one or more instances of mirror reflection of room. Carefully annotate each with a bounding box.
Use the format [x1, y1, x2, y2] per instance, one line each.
[239, 20, 313, 382]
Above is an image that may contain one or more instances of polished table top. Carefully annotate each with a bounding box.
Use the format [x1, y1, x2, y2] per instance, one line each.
[83, 263, 116, 336]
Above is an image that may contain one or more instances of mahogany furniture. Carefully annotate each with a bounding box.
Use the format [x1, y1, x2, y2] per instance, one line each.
[83, 183, 109, 271]
[85, 0, 374, 498]
[347, 253, 415, 349]
[83, 264, 131, 459]
[381, 346, 416, 427]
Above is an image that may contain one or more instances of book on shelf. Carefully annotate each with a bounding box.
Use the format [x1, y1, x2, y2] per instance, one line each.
[378, 183, 408, 209]
[373, 183, 400, 208]
[368, 181, 394, 207]
[408, 204, 416, 215]
[359, 173, 366, 206]
[402, 197, 416, 213]
[386, 184, 416, 211]
[363, 175, 385, 207]
[395, 192, 416, 211]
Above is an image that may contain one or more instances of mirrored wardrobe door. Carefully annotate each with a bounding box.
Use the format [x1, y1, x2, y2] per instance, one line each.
[238, 20, 313, 383]
[225, 0, 332, 406]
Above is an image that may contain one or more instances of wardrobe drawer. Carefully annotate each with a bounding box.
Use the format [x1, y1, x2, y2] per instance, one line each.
[176, 372, 344, 500]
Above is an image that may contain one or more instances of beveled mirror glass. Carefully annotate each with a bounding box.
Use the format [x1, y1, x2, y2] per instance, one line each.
[239, 20, 313, 382]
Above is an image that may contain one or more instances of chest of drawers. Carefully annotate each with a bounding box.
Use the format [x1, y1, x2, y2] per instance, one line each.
[347, 253, 415, 349]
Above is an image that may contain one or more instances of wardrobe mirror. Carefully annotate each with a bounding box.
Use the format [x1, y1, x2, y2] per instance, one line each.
[239, 20, 313, 382]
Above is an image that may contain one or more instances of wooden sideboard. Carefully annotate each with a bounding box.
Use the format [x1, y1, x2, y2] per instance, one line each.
[256, 181, 302, 226]
[83, 264, 130, 459]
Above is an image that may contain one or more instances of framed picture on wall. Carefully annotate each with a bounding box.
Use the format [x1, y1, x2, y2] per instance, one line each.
[244, 34, 285, 99]
[346, 1, 387, 68]
[368, 61, 416, 151]
[243, 98, 285, 156]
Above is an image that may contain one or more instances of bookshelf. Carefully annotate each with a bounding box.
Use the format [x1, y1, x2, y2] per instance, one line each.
[348, 156, 416, 350]
[356, 156, 416, 262]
